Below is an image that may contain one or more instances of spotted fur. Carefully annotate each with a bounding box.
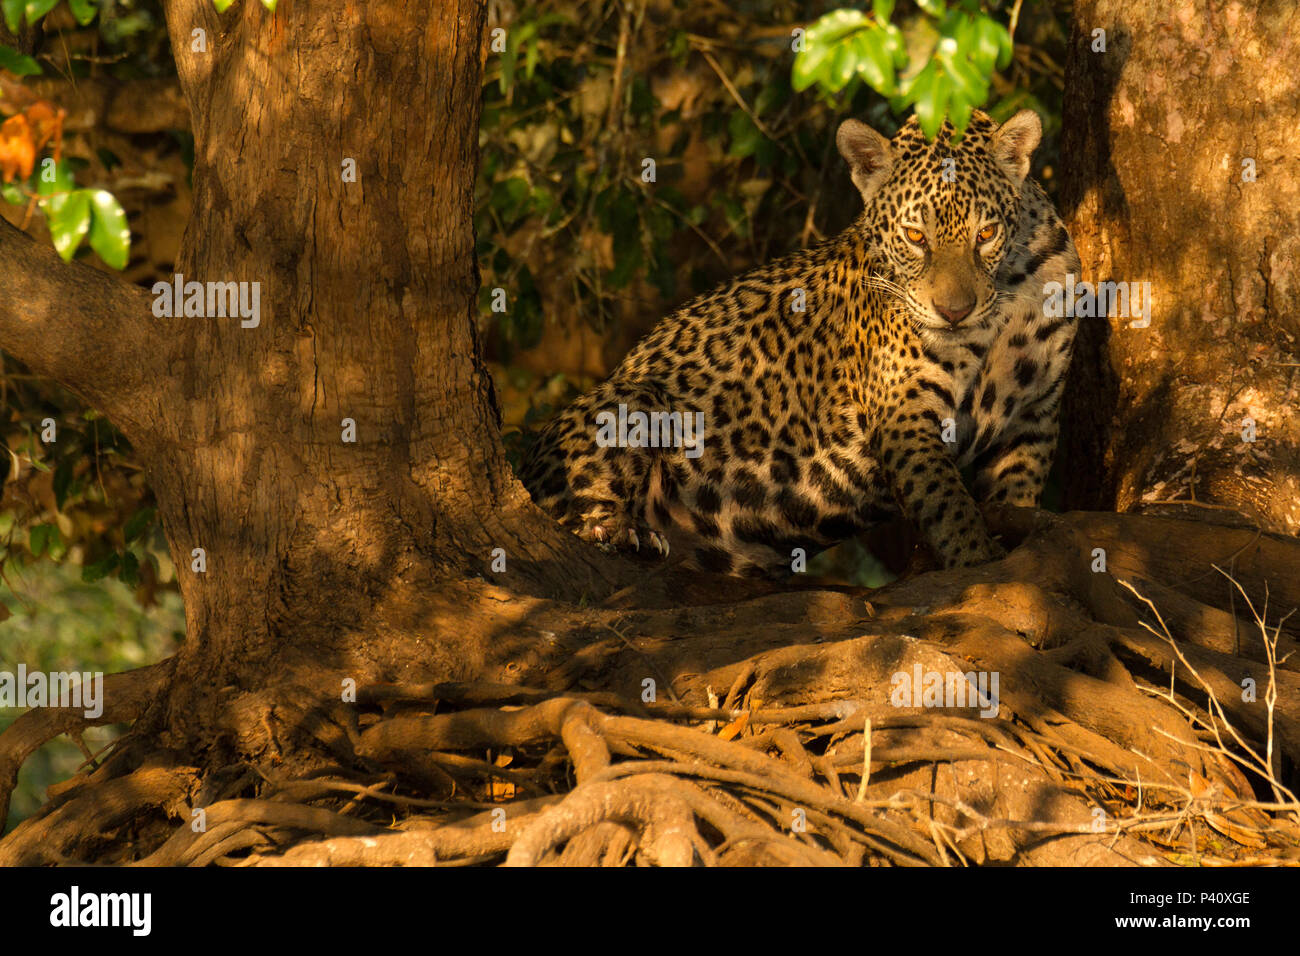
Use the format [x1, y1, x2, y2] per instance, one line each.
[519, 110, 1080, 575]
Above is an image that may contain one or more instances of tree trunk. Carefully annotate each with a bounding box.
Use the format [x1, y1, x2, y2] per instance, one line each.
[0, 0, 616, 744]
[1059, 1, 1300, 533]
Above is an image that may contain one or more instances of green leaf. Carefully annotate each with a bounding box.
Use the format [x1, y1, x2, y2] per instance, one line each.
[44, 189, 92, 262]
[68, 0, 96, 25]
[668, 30, 689, 64]
[2, 0, 21, 32]
[260, 0, 276, 10]
[995, 19, 1014, 70]
[628, 74, 654, 117]
[81, 552, 119, 583]
[35, 159, 76, 197]
[945, 9, 975, 49]
[120, 550, 140, 587]
[0, 44, 40, 75]
[907, 63, 951, 140]
[807, 8, 872, 46]
[793, 8, 871, 92]
[916, 0, 945, 16]
[852, 27, 894, 94]
[792, 39, 833, 92]
[212, 0, 235, 11]
[490, 175, 533, 223]
[882, 23, 908, 69]
[88, 190, 130, 270]
[512, 21, 538, 49]
[948, 87, 974, 139]
[823, 41, 858, 94]
[33, 523, 63, 558]
[727, 109, 763, 158]
[29, 522, 52, 557]
[872, 0, 895, 22]
[499, 42, 515, 94]
[53, 458, 75, 510]
[24, 0, 58, 25]
[791, 49, 825, 93]
[938, 40, 989, 106]
[753, 78, 788, 117]
[974, 15, 1007, 73]
[524, 33, 539, 79]
[0, 181, 23, 204]
[123, 506, 156, 543]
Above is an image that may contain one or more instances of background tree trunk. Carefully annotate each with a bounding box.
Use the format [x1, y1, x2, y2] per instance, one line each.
[1059, 1, 1300, 534]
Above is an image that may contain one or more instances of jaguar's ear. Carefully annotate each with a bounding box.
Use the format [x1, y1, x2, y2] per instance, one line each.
[990, 109, 1041, 184]
[837, 119, 893, 202]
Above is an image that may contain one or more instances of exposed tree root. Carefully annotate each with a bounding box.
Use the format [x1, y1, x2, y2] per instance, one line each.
[0, 659, 172, 830]
[2, 510, 1299, 865]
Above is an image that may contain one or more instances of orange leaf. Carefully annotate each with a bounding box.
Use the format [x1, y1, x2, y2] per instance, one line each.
[717, 710, 750, 741]
[1188, 770, 1212, 798]
[0, 114, 35, 183]
[25, 100, 65, 155]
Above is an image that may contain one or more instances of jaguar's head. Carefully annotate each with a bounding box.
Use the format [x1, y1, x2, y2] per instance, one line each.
[837, 109, 1040, 335]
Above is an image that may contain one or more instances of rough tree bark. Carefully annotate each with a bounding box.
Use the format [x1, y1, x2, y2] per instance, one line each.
[1059, 0, 1300, 532]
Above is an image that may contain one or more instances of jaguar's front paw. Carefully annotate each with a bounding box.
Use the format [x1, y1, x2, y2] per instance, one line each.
[940, 531, 1006, 569]
[578, 513, 670, 559]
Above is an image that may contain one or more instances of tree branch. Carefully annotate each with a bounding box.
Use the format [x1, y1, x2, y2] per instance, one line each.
[0, 218, 169, 440]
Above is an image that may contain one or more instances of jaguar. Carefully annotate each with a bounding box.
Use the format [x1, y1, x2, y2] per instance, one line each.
[518, 109, 1079, 576]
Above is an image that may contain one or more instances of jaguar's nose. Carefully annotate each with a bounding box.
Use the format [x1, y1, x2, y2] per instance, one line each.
[933, 299, 975, 325]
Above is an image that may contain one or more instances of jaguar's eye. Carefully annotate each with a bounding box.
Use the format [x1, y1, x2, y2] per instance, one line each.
[977, 224, 998, 244]
[904, 227, 926, 245]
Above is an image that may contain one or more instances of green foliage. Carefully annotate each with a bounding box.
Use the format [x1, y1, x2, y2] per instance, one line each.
[793, 8, 906, 96]
[42, 181, 92, 261]
[96, 0, 168, 61]
[3, 161, 131, 267]
[68, 0, 97, 24]
[793, 0, 1014, 140]
[478, 1, 847, 369]
[1, 560, 184, 830]
[24, 0, 61, 24]
[0, 0, 154, 270]
[0, 44, 41, 75]
[0, 387, 166, 597]
[4, 0, 100, 30]
[87, 189, 131, 268]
